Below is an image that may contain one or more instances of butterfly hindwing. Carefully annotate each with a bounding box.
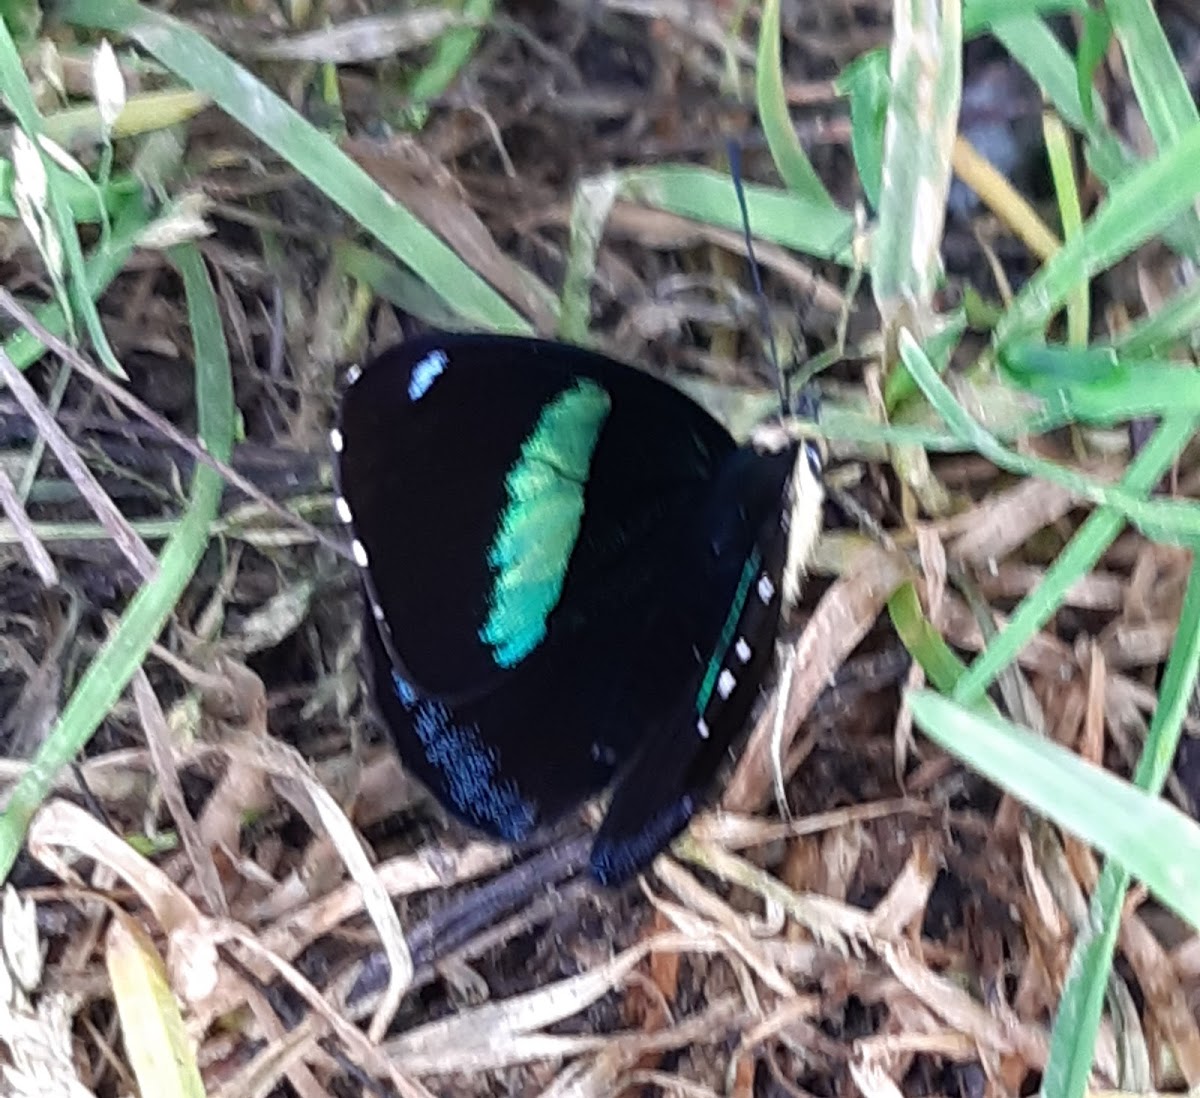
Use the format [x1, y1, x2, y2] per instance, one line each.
[589, 441, 799, 884]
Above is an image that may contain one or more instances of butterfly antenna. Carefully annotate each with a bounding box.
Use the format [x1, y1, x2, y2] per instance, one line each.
[727, 139, 788, 416]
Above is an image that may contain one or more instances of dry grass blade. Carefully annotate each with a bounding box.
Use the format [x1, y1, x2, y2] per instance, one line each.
[647, 869, 797, 997]
[849, 1055, 907, 1098]
[674, 835, 875, 952]
[221, 925, 432, 1096]
[260, 839, 511, 958]
[0, 288, 349, 563]
[219, 736, 413, 1041]
[0, 346, 157, 580]
[129, 667, 228, 918]
[691, 797, 930, 850]
[26, 799, 222, 1003]
[951, 134, 1061, 261]
[0, 463, 58, 585]
[948, 478, 1078, 567]
[539, 997, 748, 1098]
[28, 777, 415, 1089]
[384, 934, 697, 1072]
[245, 11, 465, 62]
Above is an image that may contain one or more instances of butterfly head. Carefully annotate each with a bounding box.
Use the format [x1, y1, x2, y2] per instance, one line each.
[749, 382, 824, 612]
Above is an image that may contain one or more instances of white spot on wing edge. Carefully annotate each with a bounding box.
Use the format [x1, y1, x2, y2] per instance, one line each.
[757, 574, 775, 603]
[346, 364, 362, 385]
[717, 669, 736, 699]
[735, 637, 751, 663]
[334, 496, 352, 524]
[351, 539, 369, 567]
[697, 718, 710, 739]
[328, 427, 344, 453]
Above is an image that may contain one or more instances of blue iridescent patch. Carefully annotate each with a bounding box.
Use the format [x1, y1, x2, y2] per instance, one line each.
[590, 795, 696, 886]
[391, 670, 418, 708]
[411, 699, 537, 841]
[408, 349, 448, 402]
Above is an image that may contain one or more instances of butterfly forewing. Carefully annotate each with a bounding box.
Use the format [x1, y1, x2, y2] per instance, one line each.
[336, 333, 734, 703]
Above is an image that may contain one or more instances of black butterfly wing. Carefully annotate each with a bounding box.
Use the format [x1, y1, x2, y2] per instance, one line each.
[359, 512, 688, 841]
[336, 332, 735, 703]
[360, 600, 618, 840]
[589, 441, 801, 885]
[338, 332, 741, 838]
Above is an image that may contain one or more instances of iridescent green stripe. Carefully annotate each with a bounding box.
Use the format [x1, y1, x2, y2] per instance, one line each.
[694, 548, 762, 716]
[479, 379, 611, 667]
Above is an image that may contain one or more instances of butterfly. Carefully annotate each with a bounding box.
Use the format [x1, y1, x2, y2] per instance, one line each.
[332, 331, 823, 885]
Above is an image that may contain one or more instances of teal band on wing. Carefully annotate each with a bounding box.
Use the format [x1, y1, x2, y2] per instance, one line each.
[480, 379, 611, 667]
[694, 549, 762, 715]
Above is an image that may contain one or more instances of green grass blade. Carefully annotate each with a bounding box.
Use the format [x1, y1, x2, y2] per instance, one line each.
[1105, 0, 1198, 153]
[999, 342, 1200, 423]
[907, 689, 1200, 930]
[900, 332, 1200, 545]
[836, 50, 888, 210]
[404, 0, 492, 128]
[620, 164, 855, 263]
[59, 0, 530, 335]
[962, 0, 1089, 34]
[335, 241, 468, 332]
[1111, 280, 1200, 355]
[0, 243, 235, 885]
[997, 121, 1200, 343]
[1043, 553, 1200, 1098]
[887, 581, 996, 707]
[756, 0, 836, 206]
